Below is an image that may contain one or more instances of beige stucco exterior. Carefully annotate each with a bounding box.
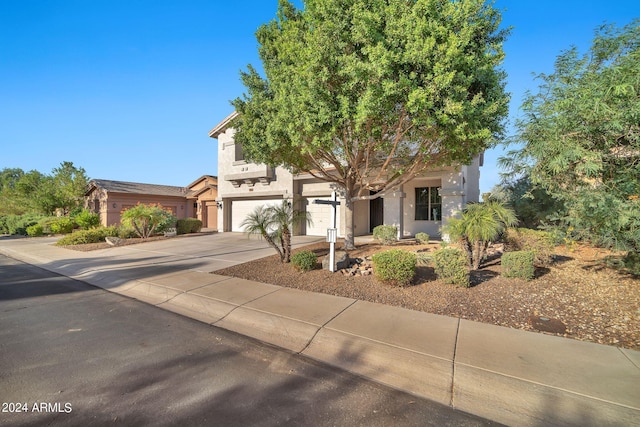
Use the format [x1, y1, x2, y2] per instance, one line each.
[210, 112, 482, 239]
[186, 175, 219, 229]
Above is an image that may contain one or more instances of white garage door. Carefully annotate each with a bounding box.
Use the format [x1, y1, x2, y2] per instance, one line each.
[305, 196, 341, 237]
[231, 199, 282, 232]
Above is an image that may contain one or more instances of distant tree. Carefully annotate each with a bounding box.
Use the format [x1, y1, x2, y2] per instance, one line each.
[15, 170, 59, 215]
[0, 168, 26, 215]
[51, 161, 89, 215]
[0, 162, 89, 216]
[503, 20, 640, 253]
[232, 0, 510, 249]
[488, 176, 562, 229]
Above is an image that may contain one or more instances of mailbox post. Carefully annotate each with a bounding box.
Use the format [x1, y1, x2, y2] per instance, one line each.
[314, 191, 340, 272]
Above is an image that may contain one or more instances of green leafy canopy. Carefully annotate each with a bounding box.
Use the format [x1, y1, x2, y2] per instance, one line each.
[503, 20, 640, 252]
[232, 0, 510, 249]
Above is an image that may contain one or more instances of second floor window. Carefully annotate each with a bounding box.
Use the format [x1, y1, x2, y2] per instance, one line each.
[234, 143, 245, 162]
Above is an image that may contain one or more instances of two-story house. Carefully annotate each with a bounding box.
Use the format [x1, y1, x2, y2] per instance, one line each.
[209, 111, 482, 239]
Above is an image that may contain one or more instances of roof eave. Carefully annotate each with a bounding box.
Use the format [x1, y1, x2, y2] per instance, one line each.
[208, 111, 239, 138]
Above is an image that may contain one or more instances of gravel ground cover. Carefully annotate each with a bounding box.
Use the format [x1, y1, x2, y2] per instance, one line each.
[214, 240, 640, 350]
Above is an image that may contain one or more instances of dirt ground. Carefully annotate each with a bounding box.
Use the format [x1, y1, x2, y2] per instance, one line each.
[214, 240, 640, 350]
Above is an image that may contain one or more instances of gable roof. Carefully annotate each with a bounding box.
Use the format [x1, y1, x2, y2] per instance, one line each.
[86, 179, 188, 198]
[208, 111, 239, 138]
[186, 174, 218, 189]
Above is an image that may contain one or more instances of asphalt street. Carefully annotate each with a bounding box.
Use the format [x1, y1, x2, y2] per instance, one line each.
[0, 254, 500, 426]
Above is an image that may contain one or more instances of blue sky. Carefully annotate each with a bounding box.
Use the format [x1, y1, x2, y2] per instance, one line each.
[1, 1, 638, 193]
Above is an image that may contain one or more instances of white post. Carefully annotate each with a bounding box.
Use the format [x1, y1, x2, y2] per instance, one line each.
[329, 191, 337, 272]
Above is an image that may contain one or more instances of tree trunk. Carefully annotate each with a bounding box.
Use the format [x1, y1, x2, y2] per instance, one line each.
[472, 240, 482, 270]
[263, 233, 284, 262]
[344, 179, 356, 251]
[282, 226, 292, 263]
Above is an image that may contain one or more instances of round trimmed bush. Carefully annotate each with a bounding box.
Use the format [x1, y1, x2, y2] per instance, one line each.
[415, 232, 430, 244]
[291, 250, 317, 272]
[432, 248, 470, 287]
[501, 250, 535, 280]
[372, 249, 416, 286]
[373, 225, 398, 245]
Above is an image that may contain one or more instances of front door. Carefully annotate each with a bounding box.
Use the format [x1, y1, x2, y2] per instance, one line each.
[369, 192, 384, 232]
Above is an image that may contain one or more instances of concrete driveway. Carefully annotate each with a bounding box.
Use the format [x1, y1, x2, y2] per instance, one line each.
[0, 232, 324, 280]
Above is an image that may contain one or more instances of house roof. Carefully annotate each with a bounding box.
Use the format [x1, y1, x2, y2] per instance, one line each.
[85, 179, 188, 198]
[208, 111, 239, 138]
[187, 184, 218, 199]
[186, 174, 218, 189]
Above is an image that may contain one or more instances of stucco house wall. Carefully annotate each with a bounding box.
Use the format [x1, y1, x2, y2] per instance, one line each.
[210, 112, 483, 239]
[187, 175, 219, 230]
[86, 179, 222, 228]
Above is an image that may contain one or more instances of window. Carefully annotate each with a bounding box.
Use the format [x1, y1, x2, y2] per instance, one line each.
[415, 187, 441, 221]
[234, 143, 245, 162]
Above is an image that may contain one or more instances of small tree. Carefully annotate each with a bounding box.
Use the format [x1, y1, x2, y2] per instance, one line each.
[444, 201, 518, 270]
[120, 203, 176, 239]
[240, 200, 311, 263]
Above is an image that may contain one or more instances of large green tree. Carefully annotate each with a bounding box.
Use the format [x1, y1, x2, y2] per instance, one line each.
[504, 20, 640, 253]
[232, 0, 510, 249]
[0, 168, 26, 215]
[0, 162, 89, 216]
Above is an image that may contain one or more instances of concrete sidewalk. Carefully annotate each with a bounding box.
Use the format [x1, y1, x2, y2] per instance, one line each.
[1, 235, 638, 426]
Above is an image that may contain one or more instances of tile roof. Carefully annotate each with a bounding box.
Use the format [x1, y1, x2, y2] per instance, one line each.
[87, 179, 188, 197]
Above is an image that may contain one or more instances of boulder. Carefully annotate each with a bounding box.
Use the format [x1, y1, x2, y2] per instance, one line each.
[322, 250, 350, 271]
[105, 236, 123, 246]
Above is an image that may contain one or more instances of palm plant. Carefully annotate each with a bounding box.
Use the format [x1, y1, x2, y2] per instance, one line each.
[444, 201, 518, 270]
[240, 200, 312, 263]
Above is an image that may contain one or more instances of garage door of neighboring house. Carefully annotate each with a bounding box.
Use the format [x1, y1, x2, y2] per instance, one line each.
[305, 196, 341, 237]
[231, 199, 282, 232]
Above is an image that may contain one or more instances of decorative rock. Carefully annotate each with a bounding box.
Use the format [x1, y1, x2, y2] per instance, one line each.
[322, 251, 350, 271]
[105, 236, 123, 246]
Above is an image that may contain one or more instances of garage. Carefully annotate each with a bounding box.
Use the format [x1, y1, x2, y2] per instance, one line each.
[304, 196, 341, 237]
[231, 199, 282, 232]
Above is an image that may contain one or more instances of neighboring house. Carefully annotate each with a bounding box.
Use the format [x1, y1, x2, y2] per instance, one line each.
[186, 175, 219, 229]
[85, 177, 218, 228]
[209, 112, 483, 239]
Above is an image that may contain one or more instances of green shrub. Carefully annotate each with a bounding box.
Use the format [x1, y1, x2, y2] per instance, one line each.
[74, 209, 100, 229]
[50, 217, 75, 234]
[373, 225, 398, 245]
[26, 224, 44, 237]
[176, 218, 203, 235]
[56, 226, 118, 246]
[117, 225, 137, 239]
[291, 250, 317, 272]
[121, 203, 176, 238]
[623, 251, 640, 276]
[415, 232, 430, 244]
[432, 248, 470, 287]
[372, 249, 416, 286]
[504, 228, 555, 267]
[0, 214, 46, 235]
[501, 250, 535, 280]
